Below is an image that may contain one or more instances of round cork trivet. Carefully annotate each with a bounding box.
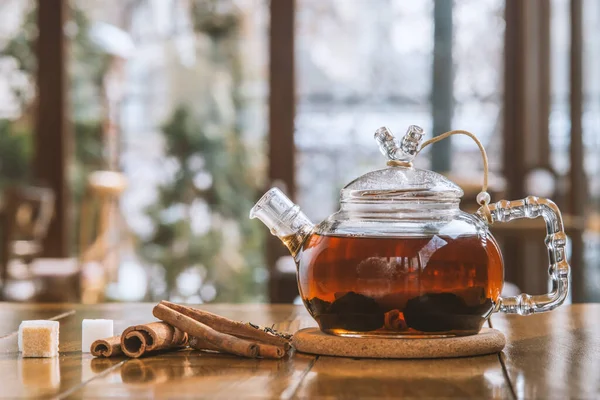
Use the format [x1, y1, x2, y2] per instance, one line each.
[292, 328, 505, 359]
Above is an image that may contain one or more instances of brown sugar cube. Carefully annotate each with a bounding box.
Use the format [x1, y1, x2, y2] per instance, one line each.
[18, 320, 59, 358]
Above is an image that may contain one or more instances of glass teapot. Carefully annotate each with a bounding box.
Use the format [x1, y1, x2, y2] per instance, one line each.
[250, 126, 570, 337]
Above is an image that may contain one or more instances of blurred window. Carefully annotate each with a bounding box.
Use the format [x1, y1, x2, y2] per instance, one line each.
[550, 0, 600, 204]
[0, 0, 35, 188]
[72, 0, 269, 302]
[295, 0, 504, 221]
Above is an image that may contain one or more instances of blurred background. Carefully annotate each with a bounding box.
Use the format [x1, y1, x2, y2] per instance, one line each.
[0, 0, 598, 304]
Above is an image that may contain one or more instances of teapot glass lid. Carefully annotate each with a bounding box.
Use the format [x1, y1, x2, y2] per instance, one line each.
[341, 167, 463, 202]
[340, 126, 463, 202]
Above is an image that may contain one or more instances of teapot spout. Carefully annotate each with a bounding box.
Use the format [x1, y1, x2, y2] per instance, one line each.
[249, 188, 314, 257]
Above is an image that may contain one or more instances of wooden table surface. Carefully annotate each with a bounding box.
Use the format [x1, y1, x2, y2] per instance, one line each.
[0, 303, 598, 399]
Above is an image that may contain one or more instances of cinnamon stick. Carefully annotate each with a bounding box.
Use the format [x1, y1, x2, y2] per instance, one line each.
[122, 331, 149, 358]
[153, 303, 260, 358]
[256, 343, 286, 359]
[160, 301, 291, 349]
[189, 336, 285, 359]
[91, 336, 123, 358]
[121, 322, 188, 358]
[188, 336, 222, 352]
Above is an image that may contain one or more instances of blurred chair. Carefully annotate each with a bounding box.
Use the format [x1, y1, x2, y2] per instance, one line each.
[79, 171, 127, 304]
[0, 185, 54, 282]
[1, 171, 128, 303]
[0, 185, 60, 301]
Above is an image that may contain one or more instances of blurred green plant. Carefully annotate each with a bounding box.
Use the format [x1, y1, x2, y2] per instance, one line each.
[140, 1, 266, 302]
[141, 106, 266, 302]
[0, 119, 31, 186]
[1, 0, 266, 302]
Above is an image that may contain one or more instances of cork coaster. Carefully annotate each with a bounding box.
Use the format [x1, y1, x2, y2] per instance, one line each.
[292, 328, 505, 359]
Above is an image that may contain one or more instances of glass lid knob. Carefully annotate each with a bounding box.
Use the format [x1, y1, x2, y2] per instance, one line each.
[374, 125, 424, 164]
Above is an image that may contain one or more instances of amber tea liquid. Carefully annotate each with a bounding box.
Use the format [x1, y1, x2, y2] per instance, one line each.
[297, 234, 503, 336]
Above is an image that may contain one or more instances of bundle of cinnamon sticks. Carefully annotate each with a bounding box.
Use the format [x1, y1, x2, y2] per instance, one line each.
[90, 301, 292, 359]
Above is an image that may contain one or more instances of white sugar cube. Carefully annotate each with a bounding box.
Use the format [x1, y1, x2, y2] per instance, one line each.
[81, 319, 113, 353]
[18, 320, 59, 358]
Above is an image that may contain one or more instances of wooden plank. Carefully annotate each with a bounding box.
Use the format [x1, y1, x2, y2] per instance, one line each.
[0, 308, 74, 341]
[63, 305, 316, 399]
[34, 0, 71, 257]
[0, 306, 87, 399]
[502, 0, 527, 292]
[502, 0, 557, 297]
[431, 0, 453, 173]
[492, 304, 600, 399]
[568, 0, 586, 303]
[0, 353, 122, 400]
[538, 0, 551, 167]
[269, 0, 296, 197]
[268, 0, 297, 303]
[0, 304, 310, 399]
[73, 350, 315, 399]
[503, 0, 527, 200]
[503, 0, 554, 182]
[535, 0, 554, 167]
[0, 303, 598, 398]
[569, 0, 585, 211]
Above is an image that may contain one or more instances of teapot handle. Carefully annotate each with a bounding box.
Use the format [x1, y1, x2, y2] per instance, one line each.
[481, 196, 571, 315]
